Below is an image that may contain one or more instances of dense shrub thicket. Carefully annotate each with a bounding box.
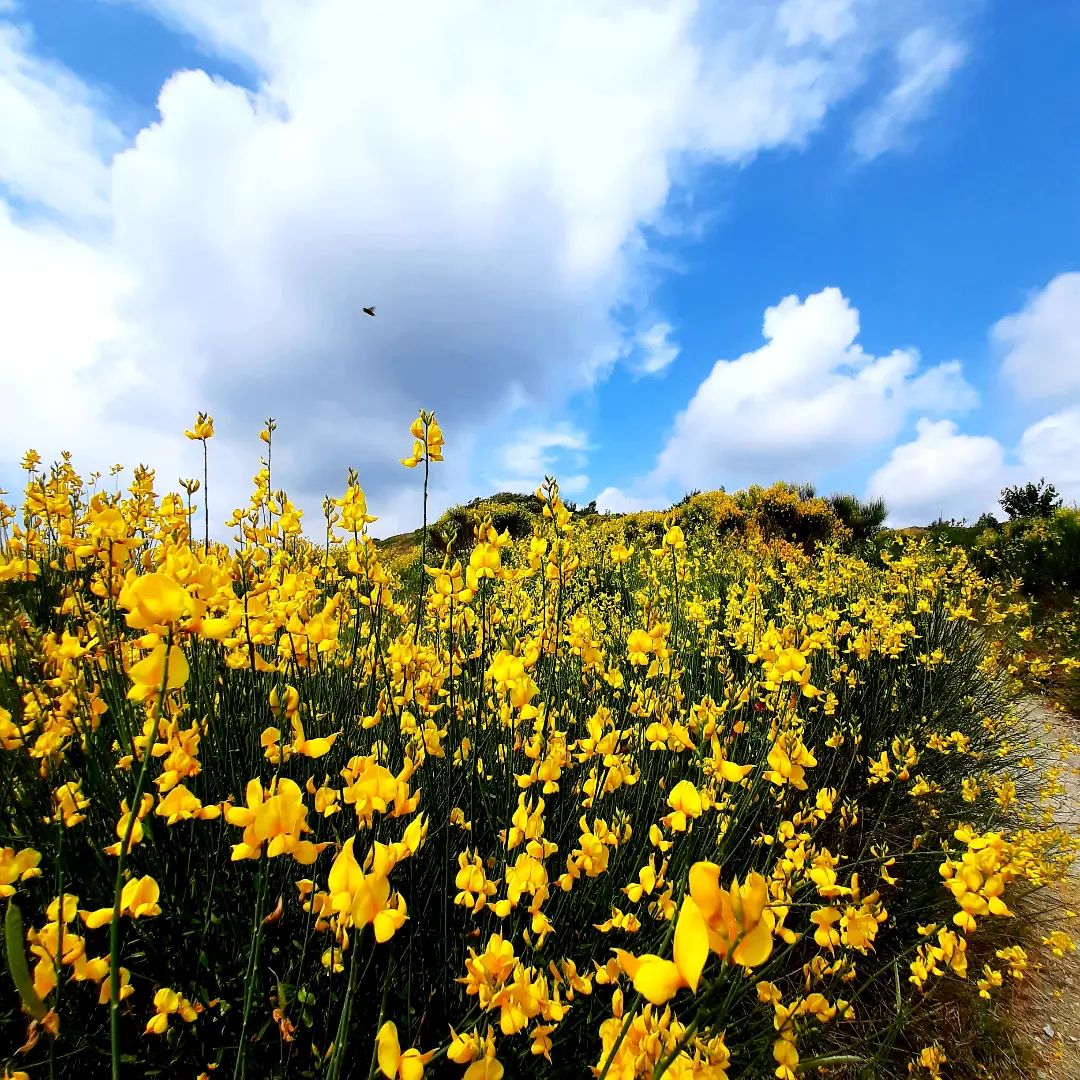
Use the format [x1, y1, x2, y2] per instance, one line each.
[0, 417, 1075, 1080]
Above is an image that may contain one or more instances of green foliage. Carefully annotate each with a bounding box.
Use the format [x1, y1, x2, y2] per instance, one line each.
[975, 507, 1080, 596]
[5, 901, 47, 1021]
[999, 478, 1062, 521]
[827, 494, 889, 543]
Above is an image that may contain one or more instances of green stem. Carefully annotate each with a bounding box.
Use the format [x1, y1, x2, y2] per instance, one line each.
[49, 822, 63, 1080]
[326, 933, 362, 1080]
[415, 447, 430, 641]
[366, 972, 392, 1080]
[233, 833, 272, 1079]
[109, 635, 173, 1080]
[203, 440, 209, 554]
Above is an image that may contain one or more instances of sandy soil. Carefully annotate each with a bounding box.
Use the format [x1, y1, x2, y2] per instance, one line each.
[1006, 700, 1080, 1080]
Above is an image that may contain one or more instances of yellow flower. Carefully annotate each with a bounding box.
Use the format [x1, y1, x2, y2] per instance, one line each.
[401, 411, 444, 467]
[687, 863, 775, 970]
[613, 864, 774, 1006]
[662, 525, 685, 551]
[145, 986, 200, 1034]
[50, 786, 90, 825]
[613, 948, 687, 1007]
[127, 643, 190, 702]
[290, 714, 338, 759]
[102, 793, 155, 857]
[912, 1045, 946, 1077]
[155, 784, 221, 825]
[270, 685, 301, 717]
[225, 778, 325, 864]
[662, 780, 704, 832]
[121, 571, 190, 630]
[469, 542, 501, 580]
[185, 412, 214, 440]
[626, 629, 654, 666]
[376, 1021, 434, 1080]
[764, 734, 816, 790]
[82, 875, 164, 926]
[327, 836, 407, 941]
[810, 907, 841, 952]
[0, 846, 42, 897]
[123, 874, 162, 918]
[1042, 930, 1075, 957]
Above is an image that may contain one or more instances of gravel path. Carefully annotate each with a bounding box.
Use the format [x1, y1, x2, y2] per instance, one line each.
[1007, 700, 1080, 1079]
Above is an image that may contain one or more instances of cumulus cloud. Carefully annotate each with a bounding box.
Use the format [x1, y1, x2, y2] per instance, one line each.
[994, 272, 1080, 400]
[852, 25, 967, 161]
[1018, 405, 1080, 502]
[867, 404, 1080, 528]
[866, 419, 1005, 526]
[0, 203, 268, 533]
[594, 485, 670, 515]
[0, 19, 122, 219]
[652, 287, 976, 492]
[1, 0, 973, 532]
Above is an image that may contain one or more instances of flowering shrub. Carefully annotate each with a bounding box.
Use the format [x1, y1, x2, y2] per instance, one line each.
[975, 507, 1080, 596]
[0, 415, 1075, 1079]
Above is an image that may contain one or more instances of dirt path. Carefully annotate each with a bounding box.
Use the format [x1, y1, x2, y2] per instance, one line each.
[1006, 700, 1080, 1079]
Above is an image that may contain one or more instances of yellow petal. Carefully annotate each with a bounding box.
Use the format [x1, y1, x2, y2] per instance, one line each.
[300, 735, 336, 758]
[376, 1021, 400, 1079]
[463, 1061, 504, 1080]
[733, 916, 774, 968]
[81, 907, 115, 929]
[673, 895, 708, 992]
[688, 861, 723, 919]
[719, 759, 753, 783]
[399, 1049, 426, 1080]
[374, 909, 399, 943]
[632, 956, 685, 1005]
[740, 872, 769, 925]
[328, 837, 361, 897]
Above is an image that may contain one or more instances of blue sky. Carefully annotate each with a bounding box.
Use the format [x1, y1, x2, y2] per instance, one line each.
[2, 0, 1079, 533]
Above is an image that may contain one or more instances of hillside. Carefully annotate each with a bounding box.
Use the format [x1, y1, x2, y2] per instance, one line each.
[376, 482, 882, 569]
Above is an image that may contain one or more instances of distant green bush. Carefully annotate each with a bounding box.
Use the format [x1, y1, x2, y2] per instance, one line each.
[827, 493, 888, 542]
[999, 478, 1062, 521]
[975, 507, 1080, 595]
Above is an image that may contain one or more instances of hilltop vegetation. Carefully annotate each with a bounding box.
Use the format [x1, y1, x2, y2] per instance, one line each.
[378, 483, 883, 570]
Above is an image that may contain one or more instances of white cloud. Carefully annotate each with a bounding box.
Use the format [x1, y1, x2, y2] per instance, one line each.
[0, 1, 973, 530]
[0, 203, 269, 532]
[0, 19, 122, 219]
[852, 25, 967, 161]
[634, 322, 679, 376]
[557, 474, 590, 498]
[862, 274, 1080, 528]
[994, 272, 1080, 400]
[652, 287, 976, 492]
[490, 425, 589, 495]
[866, 419, 1005, 526]
[867, 404, 1080, 528]
[500, 426, 587, 478]
[1018, 405, 1080, 504]
[777, 0, 856, 47]
[595, 485, 670, 515]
